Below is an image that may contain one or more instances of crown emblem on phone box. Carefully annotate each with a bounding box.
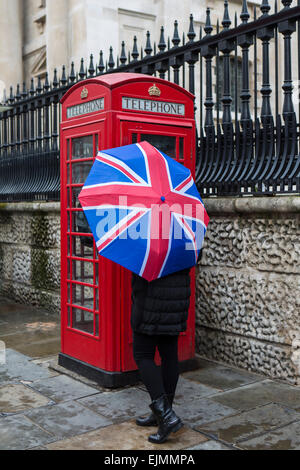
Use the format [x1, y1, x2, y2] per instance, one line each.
[81, 87, 89, 99]
[148, 84, 161, 97]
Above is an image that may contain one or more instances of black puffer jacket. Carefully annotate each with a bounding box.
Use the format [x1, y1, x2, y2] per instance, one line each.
[131, 268, 191, 336]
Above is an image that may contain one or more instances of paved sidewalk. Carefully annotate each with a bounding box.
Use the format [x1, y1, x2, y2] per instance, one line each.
[1, 296, 300, 450]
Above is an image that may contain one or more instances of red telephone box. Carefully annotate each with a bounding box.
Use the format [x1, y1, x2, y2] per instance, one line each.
[59, 73, 198, 387]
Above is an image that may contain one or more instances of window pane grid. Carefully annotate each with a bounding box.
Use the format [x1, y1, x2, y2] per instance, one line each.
[65, 133, 101, 337]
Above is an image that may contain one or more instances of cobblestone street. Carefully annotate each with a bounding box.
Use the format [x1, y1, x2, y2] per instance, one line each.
[1, 297, 300, 451]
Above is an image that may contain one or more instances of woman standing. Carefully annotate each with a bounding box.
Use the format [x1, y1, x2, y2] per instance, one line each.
[131, 266, 192, 444]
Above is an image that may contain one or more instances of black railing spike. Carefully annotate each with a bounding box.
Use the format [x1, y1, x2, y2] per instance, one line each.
[61, 65, 67, 86]
[154, 42, 157, 55]
[217, 18, 220, 34]
[9, 86, 14, 104]
[204, 8, 213, 36]
[36, 76, 42, 94]
[16, 84, 21, 100]
[108, 47, 115, 69]
[172, 20, 180, 47]
[158, 26, 166, 52]
[199, 25, 202, 40]
[21, 82, 28, 99]
[187, 13, 196, 42]
[145, 31, 153, 56]
[235, 11, 237, 27]
[88, 54, 95, 77]
[241, 0, 250, 23]
[182, 32, 185, 45]
[282, 0, 292, 8]
[44, 72, 50, 91]
[222, 0, 231, 29]
[79, 58, 86, 80]
[168, 37, 170, 50]
[260, 0, 271, 16]
[3, 88, 7, 103]
[30, 78, 35, 96]
[120, 42, 127, 65]
[69, 62, 76, 83]
[141, 46, 144, 59]
[53, 68, 59, 88]
[132, 36, 139, 61]
[98, 51, 105, 74]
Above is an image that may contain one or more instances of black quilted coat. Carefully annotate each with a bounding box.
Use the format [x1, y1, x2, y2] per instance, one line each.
[131, 268, 191, 336]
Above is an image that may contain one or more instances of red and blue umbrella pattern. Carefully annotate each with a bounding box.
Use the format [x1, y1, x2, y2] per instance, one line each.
[78, 141, 209, 282]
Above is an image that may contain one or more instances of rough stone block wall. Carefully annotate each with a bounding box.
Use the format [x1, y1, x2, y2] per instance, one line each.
[0, 202, 60, 313]
[196, 196, 300, 385]
[0, 197, 299, 385]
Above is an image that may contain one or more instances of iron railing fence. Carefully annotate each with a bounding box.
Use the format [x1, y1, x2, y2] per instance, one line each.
[0, 0, 300, 202]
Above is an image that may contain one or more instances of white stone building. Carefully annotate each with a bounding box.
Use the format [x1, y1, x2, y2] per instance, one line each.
[0, 0, 262, 93]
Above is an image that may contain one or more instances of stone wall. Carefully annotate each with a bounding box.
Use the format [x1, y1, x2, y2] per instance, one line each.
[0, 197, 299, 384]
[0, 202, 60, 313]
[196, 196, 300, 385]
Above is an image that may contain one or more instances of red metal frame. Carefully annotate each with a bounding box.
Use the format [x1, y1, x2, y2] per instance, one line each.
[60, 73, 196, 375]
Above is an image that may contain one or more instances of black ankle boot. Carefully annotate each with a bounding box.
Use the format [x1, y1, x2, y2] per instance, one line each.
[148, 395, 183, 444]
[136, 412, 157, 427]
[135, 394, 175, 427]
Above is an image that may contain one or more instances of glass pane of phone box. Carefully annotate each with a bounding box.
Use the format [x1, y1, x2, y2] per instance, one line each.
[141, 134, 176, 158]
[72, 136, 94, 159]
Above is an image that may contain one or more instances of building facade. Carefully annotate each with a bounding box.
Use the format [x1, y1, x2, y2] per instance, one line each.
[0, 0, 262, 100]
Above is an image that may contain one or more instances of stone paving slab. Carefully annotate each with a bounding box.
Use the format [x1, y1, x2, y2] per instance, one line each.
[196, 403, 300, 444]
[0, 383, 53, 414]
[183, 358, 263, 391]
[0, 300, 60, 358]
[174, 377, 221, 405]
[46, 419, 208, 451]
[30, 355, 60, 378]
[1, 327, 60, 359]
[27, 374, 100, 403]
[137, 375, 220, 404]
[185, 440, 234, 450]
[0, 321, 59, 338]
[30, 446, 48, 450]
[0, 349, 52, 385]
[12, 337, 61, 359]
[210, 379, 300, 412]
[174, 397, 237, 427]
[239, 420, 300, 450]
[48, 358, 107, 390]
[0, 304, 56, 336]
[0, 414, 55, 450]
[77, 387, 151, 423]
[24, 401, 112, 440]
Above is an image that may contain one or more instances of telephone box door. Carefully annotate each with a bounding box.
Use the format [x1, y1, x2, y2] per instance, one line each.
[61, 121, 122, 372]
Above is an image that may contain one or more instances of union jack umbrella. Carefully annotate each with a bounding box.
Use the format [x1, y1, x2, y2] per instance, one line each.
[78, 141, 209, 282]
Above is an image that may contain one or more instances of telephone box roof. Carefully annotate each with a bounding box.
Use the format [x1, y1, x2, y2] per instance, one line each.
[60, 72, 194, 103]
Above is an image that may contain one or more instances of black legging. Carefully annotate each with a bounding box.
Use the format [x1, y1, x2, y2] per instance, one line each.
[133, 332, 179, 402]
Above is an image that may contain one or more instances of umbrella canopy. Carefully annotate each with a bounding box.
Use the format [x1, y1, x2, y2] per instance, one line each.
[78, 141, 209, 281]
